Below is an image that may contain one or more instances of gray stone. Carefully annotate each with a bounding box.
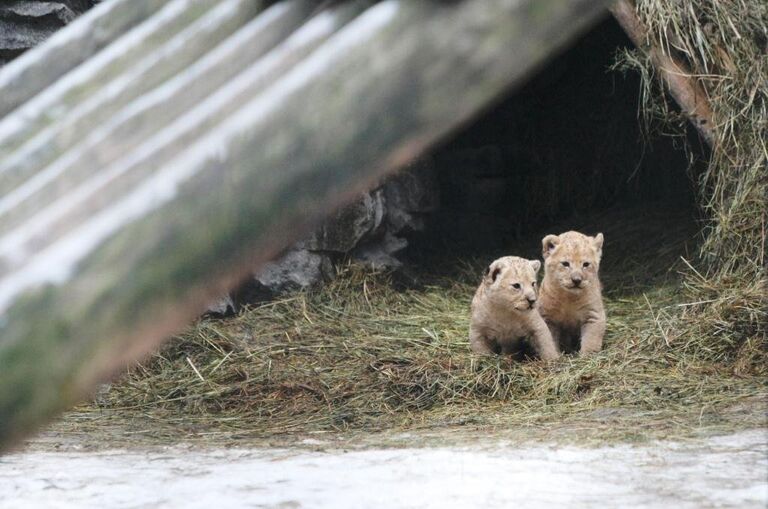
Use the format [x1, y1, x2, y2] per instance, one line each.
[220, 161, 439, 309]
[1, 3, 76, 22]
[0, 2, 78, 64]
[300, 190, 385, 253]
[352, 232, 408, 269]
[205, 294, 236, 317]
[61, 1, 100, 13]
[383, 161, 439, 233]
[254, 249, 333, 293]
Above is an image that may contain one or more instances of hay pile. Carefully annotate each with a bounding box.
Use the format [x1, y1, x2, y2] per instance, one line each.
[617, 0, 767, 373]
[83, 207, 764, 442]
[77, 2, 766, 442]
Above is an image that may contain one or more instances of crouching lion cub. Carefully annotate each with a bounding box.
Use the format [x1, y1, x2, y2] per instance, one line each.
[539, 231, 606, 355]
[470, 256, 559, 361]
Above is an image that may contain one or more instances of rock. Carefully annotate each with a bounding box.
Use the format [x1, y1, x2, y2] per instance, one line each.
[0, 1, 79, 65]
[382, 161, 439, 233]
[1, 2, 76, 23]
[353, 232, 408, 269]
[205, 294, 236, 318]
[300, 190, 385, 253]
[61, 0, 101, 13]
[222, 161, 438, 310]
[348, 162, 438, 269]
[254, 249, 333, 294]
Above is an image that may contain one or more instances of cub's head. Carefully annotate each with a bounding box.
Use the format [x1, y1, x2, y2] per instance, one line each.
[542, 231, 603, 292]
[481, 256, 541, 311]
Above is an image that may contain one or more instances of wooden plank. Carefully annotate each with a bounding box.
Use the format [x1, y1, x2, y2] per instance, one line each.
[0, 0, 270, 172]
[0, 0, 168, 119]
[0, 0, 612, 449]
[0, 1, 312, 211]
[610, 0, 715, 146]
[0, 0, 239, 157]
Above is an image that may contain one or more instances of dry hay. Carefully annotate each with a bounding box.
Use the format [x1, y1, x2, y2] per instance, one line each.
[614, 0, 767, 373]
[82, 207, 766, 442]
[73, 1, 766, 443]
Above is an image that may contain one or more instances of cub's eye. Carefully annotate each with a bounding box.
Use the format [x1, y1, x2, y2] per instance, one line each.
[561, 261, 570, 267]
[512, 283, 521, 289]
[531, 281, 536, 287]
[583, 262, 591, 268]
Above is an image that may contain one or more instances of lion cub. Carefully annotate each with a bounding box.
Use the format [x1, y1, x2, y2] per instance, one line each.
[470, 256, 559, 360]
[539, 231, 606, 355]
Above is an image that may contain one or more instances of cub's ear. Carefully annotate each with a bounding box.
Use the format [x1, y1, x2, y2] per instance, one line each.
[485, 263, 502, 283]
[593, 233, 604, 257]
[542, 234, 559, 259]
[529, 260, 541, 273]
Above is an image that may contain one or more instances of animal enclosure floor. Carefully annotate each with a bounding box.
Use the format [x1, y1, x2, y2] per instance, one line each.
[42, 205, 766, 445]
[3, 430, 767, 509]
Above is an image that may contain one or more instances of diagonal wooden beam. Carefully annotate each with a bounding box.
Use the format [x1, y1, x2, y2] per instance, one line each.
[610, 0, 715, 147]
[0, 0, 172, 119]
[0, 0, 612, 450]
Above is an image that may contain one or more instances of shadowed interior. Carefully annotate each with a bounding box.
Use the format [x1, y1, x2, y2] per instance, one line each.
[412, 16, 704, 259]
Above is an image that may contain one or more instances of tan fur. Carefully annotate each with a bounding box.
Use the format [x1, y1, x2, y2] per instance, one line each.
[538, 231, 606, 355]
[469, 256, 559, 361]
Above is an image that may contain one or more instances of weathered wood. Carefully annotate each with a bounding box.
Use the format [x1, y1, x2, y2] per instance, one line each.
[0, 0, 612, 449]
[0, 1, 312, 213]
[0, 0, 237, 157]
[610, 0, 715, 147]
[0, 0, 168, 119]
[0, 0, 271, 170]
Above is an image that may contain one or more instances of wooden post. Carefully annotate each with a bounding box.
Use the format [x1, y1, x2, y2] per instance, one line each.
[0, 0, 170, 119]
[610, 0, 716, 147]
[0, 0, 612, 449]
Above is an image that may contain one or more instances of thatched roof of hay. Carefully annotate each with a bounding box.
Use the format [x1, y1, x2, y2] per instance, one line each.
[618, 0, 766, 368]
[624, 0, 766, 265]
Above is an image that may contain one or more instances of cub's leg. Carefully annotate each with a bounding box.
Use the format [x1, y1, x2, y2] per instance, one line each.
[530, 318, 560, 361]
[469, 326, 499, 355]
[579, 318, 606, 355]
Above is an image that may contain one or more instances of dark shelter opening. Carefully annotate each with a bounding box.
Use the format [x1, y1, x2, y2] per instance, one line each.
[408, 16, 706, 262]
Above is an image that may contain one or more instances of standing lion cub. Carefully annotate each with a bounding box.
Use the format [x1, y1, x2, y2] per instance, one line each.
[470, 256, 559, 361]
[539, 231, 606, 355]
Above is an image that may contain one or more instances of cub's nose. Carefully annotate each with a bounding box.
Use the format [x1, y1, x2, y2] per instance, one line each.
[526, 297, 536, 307]
[571, 275, 583, 286]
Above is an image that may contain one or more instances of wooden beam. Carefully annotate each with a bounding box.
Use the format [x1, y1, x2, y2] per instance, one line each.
[0, 0, 612, 449]
[0, 0, 309, 201]
[0, 0, 268, 159]
[610, 0, 716, 147]
[0, 0, 170, 119]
